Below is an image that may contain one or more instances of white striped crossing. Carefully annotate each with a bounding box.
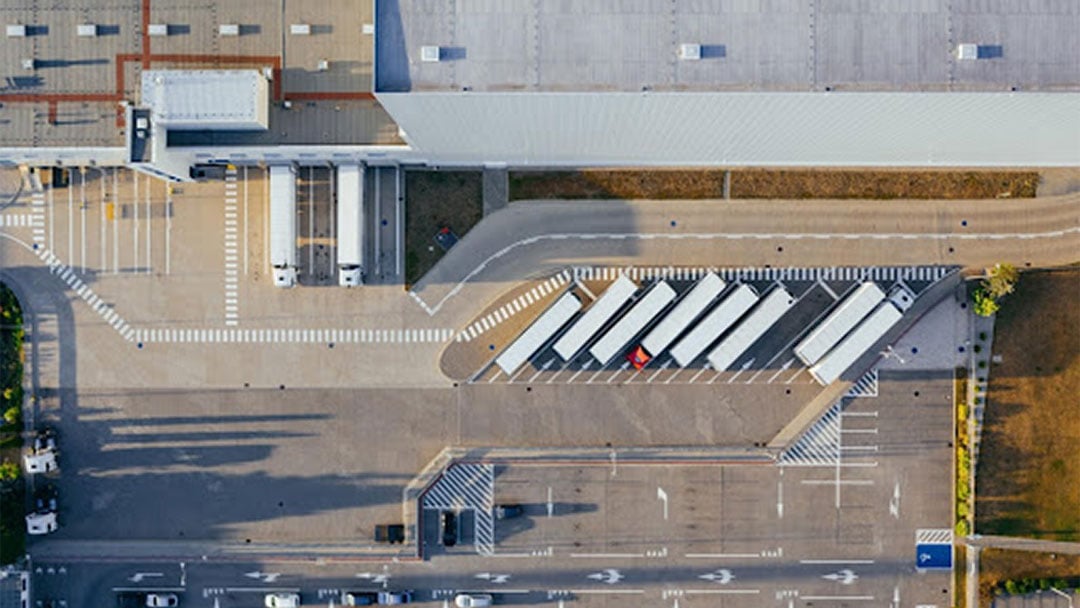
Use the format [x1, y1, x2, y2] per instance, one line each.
[132, 326, 456, 345]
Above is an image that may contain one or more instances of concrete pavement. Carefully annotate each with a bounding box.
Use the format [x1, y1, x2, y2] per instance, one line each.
[411, 195, 1080, 328]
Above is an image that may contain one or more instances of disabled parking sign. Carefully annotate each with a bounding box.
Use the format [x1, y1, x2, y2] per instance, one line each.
[915, 528, 954, 570]
[916, 543, 953, 570]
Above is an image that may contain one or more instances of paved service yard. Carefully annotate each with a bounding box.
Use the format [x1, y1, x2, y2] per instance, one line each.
[464, 265, 951, 386]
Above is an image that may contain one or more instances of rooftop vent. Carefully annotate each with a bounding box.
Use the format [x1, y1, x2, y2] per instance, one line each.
[678, 43, 701, 61]
[77, 24, 97, 37]
[420, 45, 441, 62]
[6, 24, 26, 38]
[956, 44, 977, 61]
[290, 23, 311, 36]
[147, 24, 168, 36]
[219, 24, 239, 36]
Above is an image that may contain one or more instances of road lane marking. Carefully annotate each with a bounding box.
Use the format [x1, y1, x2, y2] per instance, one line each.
[410, 226, 1069, 315]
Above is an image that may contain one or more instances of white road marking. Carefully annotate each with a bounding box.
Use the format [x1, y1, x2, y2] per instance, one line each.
[657, 487, 669, 520]
[410, 227, 1074, 316]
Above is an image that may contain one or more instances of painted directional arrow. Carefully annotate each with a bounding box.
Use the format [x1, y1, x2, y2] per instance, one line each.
[587, 569, 624, 585]
[699, 569, 735, 584]
[128, 572, 163, 583]
[245, 571, 281, 583]
[821, 569, 858, 585]
[475, 573, 511, 584]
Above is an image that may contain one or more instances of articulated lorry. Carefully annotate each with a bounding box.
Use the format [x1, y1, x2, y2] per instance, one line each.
[269, 165, 298, 288]
[336, 164, 365, 287]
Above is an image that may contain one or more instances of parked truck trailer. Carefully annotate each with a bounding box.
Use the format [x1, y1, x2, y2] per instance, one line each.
[640, 272, 726, 358]
[669, 284, 758, 368]
[589, 280, 677, 365]
[553, 275, 638, 360]
[336, 164, 365, 287]
[269, 165, 298, 288]
[794, 282, 885, 366]
[706, 286, 795, 372]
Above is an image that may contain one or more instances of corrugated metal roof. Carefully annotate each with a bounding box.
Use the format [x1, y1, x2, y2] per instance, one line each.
[376, 92, 1080, 166]
[141, 70, 269, 130]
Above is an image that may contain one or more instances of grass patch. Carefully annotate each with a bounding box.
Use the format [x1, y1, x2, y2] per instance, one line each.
[403, 170, 483, 287]
[954, 544, 967, 608]
[730, 170, 1038, 199]
[510, 170, 727, 200]
[955, 369, 972, 537]
[508, 169, 1039, 201]
[0, 281, 24, 565]
[975, 268, 1080, 541]
[980, 548, 1080, 606]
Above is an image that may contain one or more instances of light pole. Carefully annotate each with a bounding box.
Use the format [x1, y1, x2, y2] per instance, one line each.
[880, 344, 907, 365]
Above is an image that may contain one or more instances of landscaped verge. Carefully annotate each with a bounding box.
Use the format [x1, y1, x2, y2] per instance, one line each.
[0, 282, 25, 565]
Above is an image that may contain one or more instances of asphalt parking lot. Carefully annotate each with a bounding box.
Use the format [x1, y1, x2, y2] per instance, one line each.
[466, 265, 950, 387]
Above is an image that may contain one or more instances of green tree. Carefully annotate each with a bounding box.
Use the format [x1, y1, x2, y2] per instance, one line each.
[973, 289, 1000, 317]
[2, 405, 18, 426]
[0, 460, 17, 482]
[983, 263, 1019, 299]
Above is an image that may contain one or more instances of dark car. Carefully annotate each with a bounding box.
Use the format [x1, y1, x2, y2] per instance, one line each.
[377, 590, 413, 605]
[494, 504, 524, 519]
[343, 591, 379, 606]
[374, 524, 405, 544]
[441, 511, 458, 547]
[34, 484, 58, 514]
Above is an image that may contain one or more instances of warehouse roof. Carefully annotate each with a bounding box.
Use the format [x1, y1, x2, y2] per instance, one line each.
[376, 0, 1080, 93]
[377, 92, 1080, 167]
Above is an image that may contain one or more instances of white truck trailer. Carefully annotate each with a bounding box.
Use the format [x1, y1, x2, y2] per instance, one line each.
[706, 287, 795, 372]
[589, 281, 677, 365]
[269, 165, 298, 288]
[336, 164, 365, 287]
[808, 301, 904, 385]
[553, 275, 638, 360]
[794, 282, 885, 366]
[670, 284, 758, 367]
[640, 272, 725, 357]
[495, 292, 582, 376]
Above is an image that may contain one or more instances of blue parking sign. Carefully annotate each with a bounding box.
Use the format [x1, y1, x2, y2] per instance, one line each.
[916, 543, 953, 570]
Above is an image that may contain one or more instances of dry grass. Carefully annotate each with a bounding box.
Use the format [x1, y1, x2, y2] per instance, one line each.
[510, 169, 727, 200]
[979, 548, 1080, 607]
[508, 169, 1039, 201]
[732, 170, 1038, 199]
[404, 170, 483, 286]
[975, 268, 1080, 541]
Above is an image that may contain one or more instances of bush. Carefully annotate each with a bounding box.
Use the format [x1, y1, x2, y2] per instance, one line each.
[956, 519, 970, 536]
[979, 332, 988, 341]
[0, 460, 17, 482]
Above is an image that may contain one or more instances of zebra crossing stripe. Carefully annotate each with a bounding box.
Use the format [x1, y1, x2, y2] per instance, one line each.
[780, 401, 842, 467]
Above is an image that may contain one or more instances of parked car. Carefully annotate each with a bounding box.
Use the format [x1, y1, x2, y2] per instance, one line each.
[34, 484, 58, 514]
[145, 593, 179, 607]
[25, 511, 57, 535]
[493, 504, 523, 519]
[377, 590, 413, 605]
[441, 511, 458, 547]
[24, 428, 59, 474]
[343, 591, 378, 606]
[374, 524, 405, 544]
[264, 593, 300, 608]
[454, 593, 493, 607]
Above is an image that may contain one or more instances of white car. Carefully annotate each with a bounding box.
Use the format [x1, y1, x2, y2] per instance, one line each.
[264, 593, 301, 608]
[454, 594, 493, 608]
[146, 594, 179, 607]
[25, 511, 57, 535]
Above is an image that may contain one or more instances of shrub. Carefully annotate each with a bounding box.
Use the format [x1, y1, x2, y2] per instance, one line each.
[0, 460, 17, 482]
[956, 519, 970, 536]
[2, 405, 17, 427]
